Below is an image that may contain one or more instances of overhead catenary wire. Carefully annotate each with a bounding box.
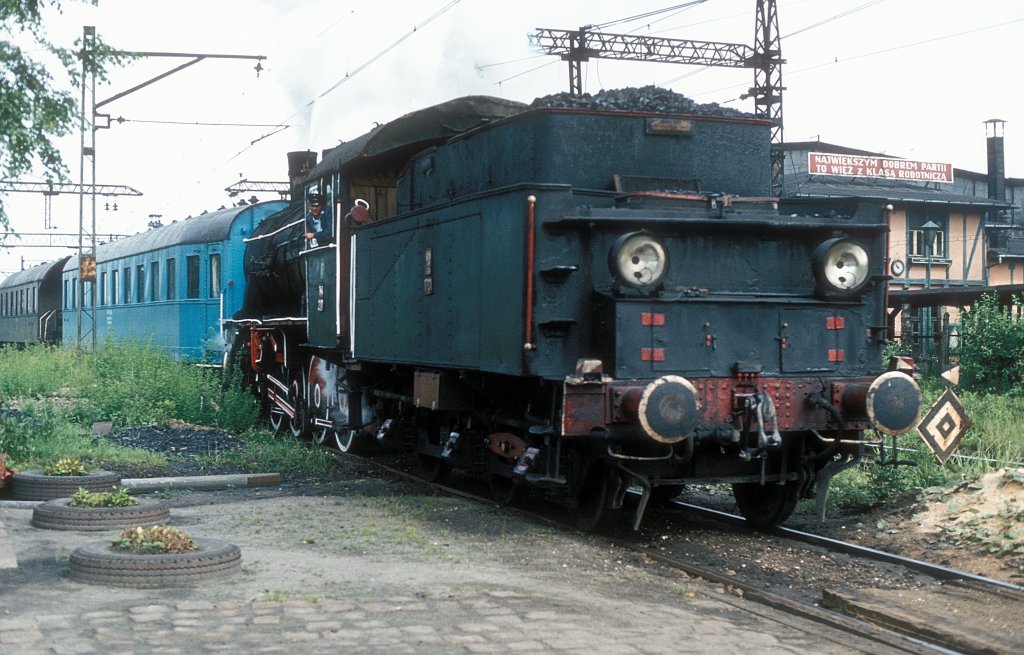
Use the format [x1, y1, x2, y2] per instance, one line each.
[226, 0, 465, 166]
[682, 16, 1024, 102]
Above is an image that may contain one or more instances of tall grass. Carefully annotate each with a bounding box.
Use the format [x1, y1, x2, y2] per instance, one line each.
[0, 345, 82, 398]
[0, 341, 263, 471]
[73, 340, 259, 432]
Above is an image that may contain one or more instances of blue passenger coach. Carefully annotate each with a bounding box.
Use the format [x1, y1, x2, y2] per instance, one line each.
[0, 256, 71, 346]
[61, 201, 287, 360]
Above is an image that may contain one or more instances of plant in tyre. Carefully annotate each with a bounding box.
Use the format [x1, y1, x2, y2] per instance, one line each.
[68, 486, 138, 507]
[44, 457, 88, 476]
[114, 525, 197, 554]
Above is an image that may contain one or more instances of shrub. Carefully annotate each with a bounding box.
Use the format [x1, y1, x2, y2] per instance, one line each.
[958, 293, 1024, 393]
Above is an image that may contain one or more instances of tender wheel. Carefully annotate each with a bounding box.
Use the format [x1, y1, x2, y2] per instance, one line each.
[732, 480, 801, 528]
[488, 473, 525, 506]
[650, 484, 684, 504]
[417, 454, 451, 484]
[574, 465, 620, 533]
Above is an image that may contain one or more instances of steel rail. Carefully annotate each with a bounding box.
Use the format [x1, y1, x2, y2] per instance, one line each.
[670, 500, 1024, 593]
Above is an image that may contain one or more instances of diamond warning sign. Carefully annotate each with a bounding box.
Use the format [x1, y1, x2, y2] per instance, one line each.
[917, 388, 972, 465]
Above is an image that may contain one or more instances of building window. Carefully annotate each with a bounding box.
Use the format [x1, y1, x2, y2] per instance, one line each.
[123, 267, 131, 304]
[150, 261, 159, 302]
[209, 253, 221, 298]
[186, 255, 200, 299]
[166, 258, 176, 300]
[136, 265, 145, 303]
[907, 212, 948, 259]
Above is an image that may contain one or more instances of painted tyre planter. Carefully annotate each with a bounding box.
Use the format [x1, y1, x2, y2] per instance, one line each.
[31, 497, 170, 531]
[69, 538, 241, 588]
[11, 469, 121, 501]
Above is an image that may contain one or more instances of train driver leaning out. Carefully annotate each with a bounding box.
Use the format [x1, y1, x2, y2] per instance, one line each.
[304, 191, 334, 247]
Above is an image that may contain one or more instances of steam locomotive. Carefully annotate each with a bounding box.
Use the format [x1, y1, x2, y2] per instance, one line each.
[227, 89, 923, 530]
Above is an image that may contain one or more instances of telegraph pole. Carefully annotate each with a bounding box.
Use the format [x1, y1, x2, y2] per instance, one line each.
[77, 26, 266, 350]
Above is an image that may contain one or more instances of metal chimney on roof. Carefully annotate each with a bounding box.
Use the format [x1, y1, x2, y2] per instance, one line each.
[985, 119, 1006, 203]
[287, 151, 318, 203]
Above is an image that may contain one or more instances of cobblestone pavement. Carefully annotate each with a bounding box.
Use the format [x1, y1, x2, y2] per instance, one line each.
[0, 484, 901, 655]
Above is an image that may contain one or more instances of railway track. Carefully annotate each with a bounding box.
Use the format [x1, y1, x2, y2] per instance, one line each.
[332, 448, 1023, 654]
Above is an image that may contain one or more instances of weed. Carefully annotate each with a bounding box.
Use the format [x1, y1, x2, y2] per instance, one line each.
[260, 590, 292, 602]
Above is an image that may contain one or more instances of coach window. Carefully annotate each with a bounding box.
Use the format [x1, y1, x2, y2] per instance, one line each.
[136, 264, 145, 304]
[71, 278, 77, 309]
[209, 253, 221, 298]
[99, 271, 107, 305]
[166, 258, 176, 300]
[150, 261, 159, 302]
[32, 287, 36, 313]
[123, 266, 131, 304]
[186, 255, 200, 299]
[111, 270, 118, 305]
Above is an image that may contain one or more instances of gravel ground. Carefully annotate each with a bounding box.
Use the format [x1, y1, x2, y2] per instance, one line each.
[103, 422, 249, 478]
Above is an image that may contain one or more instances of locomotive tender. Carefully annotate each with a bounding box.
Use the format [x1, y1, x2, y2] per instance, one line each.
[231, 90, 923, 529]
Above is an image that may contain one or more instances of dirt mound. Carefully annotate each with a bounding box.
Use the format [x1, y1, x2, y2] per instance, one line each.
[839, 468, 1024, 582]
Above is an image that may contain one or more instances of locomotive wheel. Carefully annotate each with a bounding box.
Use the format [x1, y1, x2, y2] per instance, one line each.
[732, 480, 801, 528]
[288, 376, 307, 439]
[312, 426, 328, 446]
[574, 465, 620, 533]
[268, 401, 285, 432]
[488, 474, 525, 507]
[417, 455, 451, 484]
[334, 428, 365, 454]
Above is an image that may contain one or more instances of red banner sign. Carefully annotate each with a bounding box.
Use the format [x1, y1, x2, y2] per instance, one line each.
[808, 152, 954, 183]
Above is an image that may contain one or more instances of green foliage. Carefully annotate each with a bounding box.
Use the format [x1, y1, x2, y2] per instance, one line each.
[0, 399, 165, 471]
[196, 428, 335, 478]
[44, 456, 87, 475]
[72, 340, 259, 432]
[957, 293, 1024, 393]
[0, 1, 131, 231]
[68, 485, 137, 507]
[113, 525, 196, 554]
[0, 344, 81, 400]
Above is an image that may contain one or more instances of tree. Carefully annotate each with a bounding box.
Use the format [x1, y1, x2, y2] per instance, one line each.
[0, 0, 127, 232]
[958, 293, 1024, 393]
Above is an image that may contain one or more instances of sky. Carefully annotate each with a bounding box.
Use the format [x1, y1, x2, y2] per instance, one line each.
[2, 0, 1022, 278]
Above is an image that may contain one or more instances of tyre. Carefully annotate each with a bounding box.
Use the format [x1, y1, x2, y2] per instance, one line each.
[11, 470, 121, 501]
[69, 538, 241, 588]
[31, 497, 170, 531]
